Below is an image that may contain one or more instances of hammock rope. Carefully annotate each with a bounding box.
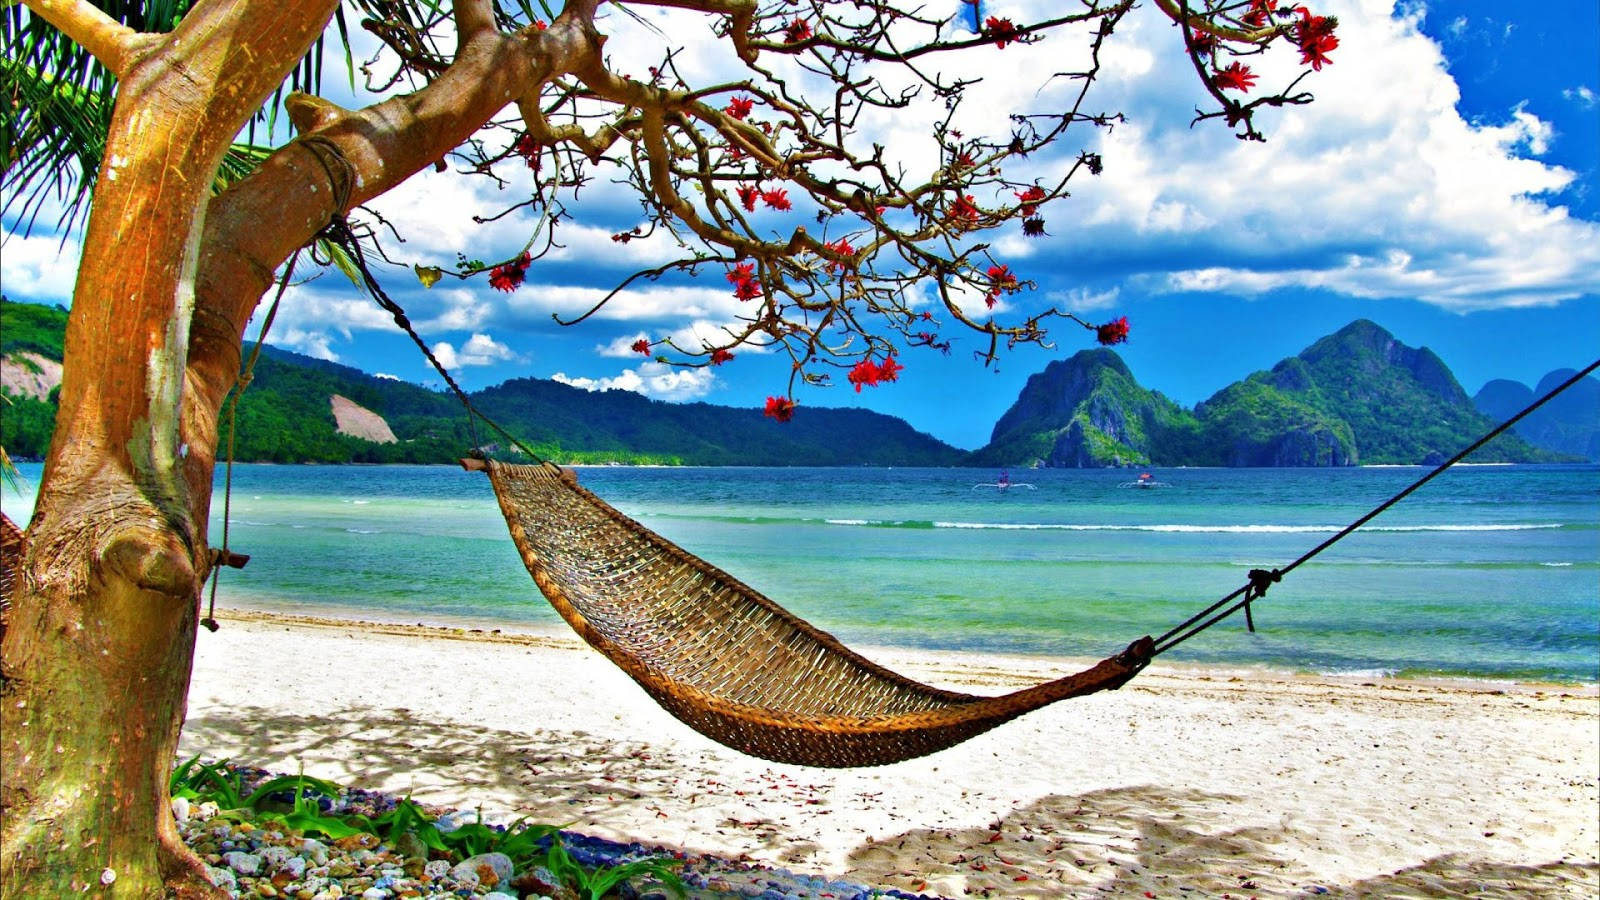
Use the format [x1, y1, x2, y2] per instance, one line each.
[320, 222, 1599, 766]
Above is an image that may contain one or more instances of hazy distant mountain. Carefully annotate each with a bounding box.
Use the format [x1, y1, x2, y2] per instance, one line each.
[1474, 369, 1600, 462]
[973, 320, 1561, 467]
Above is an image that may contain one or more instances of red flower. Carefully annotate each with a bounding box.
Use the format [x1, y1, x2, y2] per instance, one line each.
[984, 16, 1020, 49]
[710, 348, 735, 365]
[733, 279, 762, 301]
[726, 262, 756, 284]
[1188, 31, 1218, 58]
[631, 338, 652, 355]
[949, 194, 981, 227]
[985, 263, 1018, 308]
[953, 151, 975, 170]
[737, 185, 759, 212]
[488, 252, 531, 292]
[763, 396, 796, 422]
[1096, 316, 1130, 346]
[762, 188, 792, 211]
[825, 238, 855, 272]
[1295, 9, 1338, 70]
[784, 18, 812, 43]
[1215, 62, 1257, 92]
[847, 356, 905, 392]
[513, 133, 540, 170]
[1015, 185, 1047, 217]
[532, 19, 548, 30]
[919, 311, 934, 321]
[726, 96, 754, 119]
[1242, 0, 1277, 27]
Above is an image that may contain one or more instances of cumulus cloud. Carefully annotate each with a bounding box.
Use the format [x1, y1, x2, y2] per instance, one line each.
[0, 231, 81, 301]
[431, 332, 520, 368]
[552, 361, 717, 401]
[1010, 0, 1600, 311]
[1047, 286, 1122, 314]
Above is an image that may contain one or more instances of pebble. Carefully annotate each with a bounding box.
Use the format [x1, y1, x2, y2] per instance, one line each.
[176, 760, 937, 900]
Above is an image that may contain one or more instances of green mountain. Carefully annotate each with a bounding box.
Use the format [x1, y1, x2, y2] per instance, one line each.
[974, 320, 1561, 467]
[1475, 369, 1600, 462]
[968, 349, 1202, 467]
[0, 300, 961, 466]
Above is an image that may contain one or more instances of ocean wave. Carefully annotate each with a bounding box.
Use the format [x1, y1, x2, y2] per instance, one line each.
[920, 521, 1566, 534]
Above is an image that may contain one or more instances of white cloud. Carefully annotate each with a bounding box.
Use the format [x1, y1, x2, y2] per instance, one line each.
[597, 332, 653, 358]
[504, 283, 748, 324]
[1564, 85, 1597, 109]
[1023, 0, 1600, 310]
[1047, 286, 1121, 313]
[0, 231, 81, 301]
[552, 361, 717, 401]
[431, 332, 520, 368]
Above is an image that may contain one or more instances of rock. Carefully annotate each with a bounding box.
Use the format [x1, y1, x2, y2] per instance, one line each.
[330, 394, 399, 444]
[301, 838, 331, 866]
[449, 852, 513, 890]
[171, 796, 191, 824]
[392, 830, 428, 861]
[224, 851, 263, 875]
[422, 859, 450, 881]
[205, 865, 238, 892]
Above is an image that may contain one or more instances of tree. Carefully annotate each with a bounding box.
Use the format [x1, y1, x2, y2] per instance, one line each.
[0, 0, 1335, 894]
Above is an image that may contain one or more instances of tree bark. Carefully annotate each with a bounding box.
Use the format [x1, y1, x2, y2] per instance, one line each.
[1, 3, 338, 895]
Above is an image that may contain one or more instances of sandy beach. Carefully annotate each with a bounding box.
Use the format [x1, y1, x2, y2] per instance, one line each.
[181, 610, 1599, 898]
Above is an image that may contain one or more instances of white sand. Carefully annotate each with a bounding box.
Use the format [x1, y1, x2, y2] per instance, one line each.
[182, 611, 1599, 898]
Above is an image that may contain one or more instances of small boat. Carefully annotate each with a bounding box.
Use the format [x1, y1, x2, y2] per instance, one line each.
[973, 469, 1036, 490]
[1119, 472, 1170, 489]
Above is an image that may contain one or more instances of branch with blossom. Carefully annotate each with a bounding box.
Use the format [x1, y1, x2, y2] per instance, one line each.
[333, 0, 1335, 415]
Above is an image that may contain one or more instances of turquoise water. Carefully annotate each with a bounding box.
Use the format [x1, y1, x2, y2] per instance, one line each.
[4, 463, 1596, 682]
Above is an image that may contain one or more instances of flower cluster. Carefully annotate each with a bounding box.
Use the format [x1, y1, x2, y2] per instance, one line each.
[725, 96, 754, 119]
[735, 185, 792, 213]
[1015, 185, 1047, 218]
[1096, 316, 1130, 346]
[710, 348, 735, 365]
[726, 262, 762, 301]
[631, 338, 652, 355]
[763, 396, 796, 422]
[488, 252, 531, 292]
[783, 18, 811, 43]
[513, 133, 540, 171]
[1242, 0, 1277, 27]
[1215, 61, 1257, 92]
[1294, 7, 1339, 70]
[847, 356, 904, 392]
[985, 264, 1018, 309]
[949, 195, 981, 229]
[984, 17, 1020, 49]
[825, 238, 855, 272]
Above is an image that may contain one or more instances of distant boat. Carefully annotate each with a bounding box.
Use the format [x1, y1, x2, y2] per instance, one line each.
[1119, 472, 1170, 489]
[974, 469, 1036, 491]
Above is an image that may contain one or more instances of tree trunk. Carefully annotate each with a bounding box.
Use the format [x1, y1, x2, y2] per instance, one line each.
[0, 3, 337, 896]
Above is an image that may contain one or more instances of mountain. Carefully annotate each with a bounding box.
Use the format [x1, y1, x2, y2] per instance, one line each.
[0, 300, 962, 466]
[968, 349, 1202, 467]
[974, 320, 1562, 467]
[1474, 369, 1600, 462]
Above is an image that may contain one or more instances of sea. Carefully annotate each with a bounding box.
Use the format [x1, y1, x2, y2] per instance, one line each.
[3, 462, 1596, 684]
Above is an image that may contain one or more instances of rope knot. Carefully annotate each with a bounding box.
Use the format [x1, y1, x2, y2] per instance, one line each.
[1245, 568, 1281, 601]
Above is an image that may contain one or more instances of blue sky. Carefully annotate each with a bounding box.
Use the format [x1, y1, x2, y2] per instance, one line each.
[4, 0, 1597, 450]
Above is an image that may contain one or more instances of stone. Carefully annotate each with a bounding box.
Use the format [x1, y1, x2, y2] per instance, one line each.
[224, 851, 263, 876]
[448, 852, 513, 890]
[205, 865, 238, 892]
[171, 796, 191, 824]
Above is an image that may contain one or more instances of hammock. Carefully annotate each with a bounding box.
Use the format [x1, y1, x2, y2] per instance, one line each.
[468, 458, 1152, 767]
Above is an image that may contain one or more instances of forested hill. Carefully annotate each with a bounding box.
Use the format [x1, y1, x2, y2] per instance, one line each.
[970, 320, 1567, 467]
[0, 300, 961, 465]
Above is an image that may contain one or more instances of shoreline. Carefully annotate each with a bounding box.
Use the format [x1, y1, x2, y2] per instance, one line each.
[182, 607, 1599, 897]
[213, 606, 1600, 693]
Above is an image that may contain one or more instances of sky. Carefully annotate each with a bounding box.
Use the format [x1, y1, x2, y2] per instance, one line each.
[3, 0, 1597, 450]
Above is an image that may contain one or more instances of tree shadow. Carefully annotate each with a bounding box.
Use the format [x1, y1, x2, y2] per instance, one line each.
[838, 785, 1598, 899]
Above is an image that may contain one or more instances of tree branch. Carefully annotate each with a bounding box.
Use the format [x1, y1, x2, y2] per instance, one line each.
[20, 0, 156, 76]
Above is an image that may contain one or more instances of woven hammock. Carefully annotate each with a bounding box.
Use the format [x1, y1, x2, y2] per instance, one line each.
[470, 459, 1153, 768]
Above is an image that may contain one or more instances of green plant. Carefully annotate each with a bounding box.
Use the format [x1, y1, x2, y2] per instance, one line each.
[539, 834, 685, 900]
